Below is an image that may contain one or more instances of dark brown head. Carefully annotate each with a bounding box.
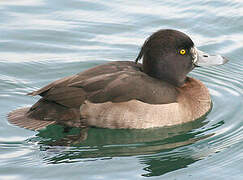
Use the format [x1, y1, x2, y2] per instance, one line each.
[135, 29, 228, 87]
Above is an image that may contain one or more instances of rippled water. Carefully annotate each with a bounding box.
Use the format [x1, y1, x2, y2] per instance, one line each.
[0, 0, 243, 179]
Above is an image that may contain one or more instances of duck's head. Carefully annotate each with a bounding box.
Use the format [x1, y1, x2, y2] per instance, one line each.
[135, 29, 228, 87]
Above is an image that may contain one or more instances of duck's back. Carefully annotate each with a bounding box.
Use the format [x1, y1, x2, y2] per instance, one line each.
[8, 61, 178, 130]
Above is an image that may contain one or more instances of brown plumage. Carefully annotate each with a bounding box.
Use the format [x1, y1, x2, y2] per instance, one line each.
[8, 61, 178, 129]
[8, 108, 55, 130]
[7, 29, 228, 130]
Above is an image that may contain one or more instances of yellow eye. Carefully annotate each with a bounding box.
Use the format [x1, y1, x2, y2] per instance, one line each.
[180, 49, 186, 55]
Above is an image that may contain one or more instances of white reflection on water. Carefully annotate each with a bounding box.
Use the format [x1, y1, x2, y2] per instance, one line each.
[0, 136, 26, 142]
[0, 175, 20, 180]
[0, 148, 32, 159]
[0, 0, 44, 6]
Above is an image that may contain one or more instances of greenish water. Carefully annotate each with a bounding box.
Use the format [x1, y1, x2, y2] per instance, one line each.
[0, 0, 243, 179]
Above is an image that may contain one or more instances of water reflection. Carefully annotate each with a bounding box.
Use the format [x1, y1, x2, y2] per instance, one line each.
[27, 117, 213, 176]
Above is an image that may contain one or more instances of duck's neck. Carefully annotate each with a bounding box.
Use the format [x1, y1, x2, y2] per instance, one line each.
[142, 65, 187, 87]
[141, 57, 187, 87]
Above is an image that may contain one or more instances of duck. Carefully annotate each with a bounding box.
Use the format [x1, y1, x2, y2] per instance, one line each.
[8, 29, 228, 130]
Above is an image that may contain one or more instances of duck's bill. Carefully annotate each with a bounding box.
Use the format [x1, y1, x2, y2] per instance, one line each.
[192, 48, 229, 67]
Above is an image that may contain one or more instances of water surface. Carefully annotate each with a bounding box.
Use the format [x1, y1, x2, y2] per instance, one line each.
[0, 0, 243, 179]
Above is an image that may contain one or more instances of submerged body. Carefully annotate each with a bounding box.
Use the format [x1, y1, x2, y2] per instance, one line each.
[8, 29, 227, 130]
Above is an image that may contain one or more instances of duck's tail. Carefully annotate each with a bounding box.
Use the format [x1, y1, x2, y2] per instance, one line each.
[7, 107, 55, 131]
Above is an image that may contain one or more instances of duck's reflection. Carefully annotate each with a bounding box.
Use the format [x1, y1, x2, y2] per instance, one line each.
[31, 117, 213, 176]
